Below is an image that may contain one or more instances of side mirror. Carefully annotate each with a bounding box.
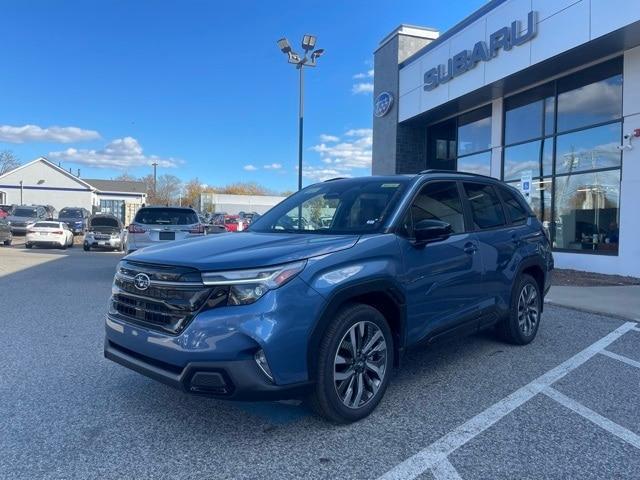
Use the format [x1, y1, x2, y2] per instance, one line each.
[413, 219, 452, 245]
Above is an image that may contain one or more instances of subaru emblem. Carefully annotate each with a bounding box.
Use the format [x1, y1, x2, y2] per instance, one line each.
[134, 273, 151, 291]
[374, 91, 394, 118]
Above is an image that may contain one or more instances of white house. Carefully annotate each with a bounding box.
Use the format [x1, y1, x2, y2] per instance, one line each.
[0, 157, 146, 221]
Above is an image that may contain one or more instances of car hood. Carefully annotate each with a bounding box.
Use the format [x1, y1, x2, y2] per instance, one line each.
[7, 215, 37, 223]
[126, 231, 359, 270]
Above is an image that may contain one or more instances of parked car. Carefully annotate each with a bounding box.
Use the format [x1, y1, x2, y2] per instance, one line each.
[104, 172, 553, 423]
[83, 214, 125, 252]
[25, 221, 74, 249]
[7, 205, 48, 234]
[58, 207, 91, 235]
[0, 219, 12, 246]
[0, 205, 15, 219]
[222, 214, 249, 232]
[126, 206, 206, 253]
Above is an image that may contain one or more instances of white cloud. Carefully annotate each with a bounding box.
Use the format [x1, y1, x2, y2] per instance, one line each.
[305, 128, 372, 181]
[0, 124, 100, 144]
[243, 164, 258, 171]
[319, 134, 339, 143]
[263, 163, 282, 170]
[352, 82, 374, 95]
[353, 69, 374, 79]
[48, 137, 178, 169]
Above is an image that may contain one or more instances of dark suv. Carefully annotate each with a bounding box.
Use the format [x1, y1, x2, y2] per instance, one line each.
[105, 172, 553, 423]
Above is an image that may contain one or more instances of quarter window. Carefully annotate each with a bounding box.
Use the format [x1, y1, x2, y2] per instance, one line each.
[463, 183, 506, 230]
[500, 187, 529, 224]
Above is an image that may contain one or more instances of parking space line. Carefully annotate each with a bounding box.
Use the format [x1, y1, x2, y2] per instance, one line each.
[543, 387, 640, 449]
[377, 322, 637, 480]
[632, 327, 640, 333]
[431, 458, 463, 480]
[600, 350, 640, 369]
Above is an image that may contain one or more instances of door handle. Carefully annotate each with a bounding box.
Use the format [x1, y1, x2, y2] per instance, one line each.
[463, 243, 477, 254]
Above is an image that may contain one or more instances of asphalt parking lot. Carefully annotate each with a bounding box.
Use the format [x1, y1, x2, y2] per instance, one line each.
[1, 244, 639, 479]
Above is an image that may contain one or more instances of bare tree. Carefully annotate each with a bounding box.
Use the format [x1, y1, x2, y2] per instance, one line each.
[155, 174, 183, 206]
[0, 150, 20, 175]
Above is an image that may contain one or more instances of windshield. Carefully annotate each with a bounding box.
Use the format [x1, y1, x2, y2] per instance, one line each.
[13, 208, 37, 217]
[59, 209, 82, 218]
[250, 178, 409, 234]
[134, 208, 199, 225]
[91, 217, 120, 228]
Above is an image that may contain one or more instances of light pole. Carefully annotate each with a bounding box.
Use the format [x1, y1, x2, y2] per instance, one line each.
[151, 161, 158, 201]
[277, 35, 324, 191]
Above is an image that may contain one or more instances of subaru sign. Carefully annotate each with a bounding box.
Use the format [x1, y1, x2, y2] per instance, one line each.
[424, 11, 538, 91]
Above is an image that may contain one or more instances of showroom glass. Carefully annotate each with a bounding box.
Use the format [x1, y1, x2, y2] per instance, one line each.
[402, 181, 465, 236]
[463, 183, 506, 229]
[553, 170, 620, 253]
[250, 179, 409, 234]
[502, 57, 622, 255]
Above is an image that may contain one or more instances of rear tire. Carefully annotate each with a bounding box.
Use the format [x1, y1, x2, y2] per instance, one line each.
[498, 274, 542, 345]
[25, 243, 32, 249]
[309, 303, 393, 423]
[3, 239, 10, 246]
[83, 244, 90, 252]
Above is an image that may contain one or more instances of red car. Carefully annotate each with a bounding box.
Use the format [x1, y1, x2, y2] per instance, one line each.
[222, 215, 249, 232]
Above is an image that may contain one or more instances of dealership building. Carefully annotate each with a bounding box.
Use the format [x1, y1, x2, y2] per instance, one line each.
[372, 0, 640, 277]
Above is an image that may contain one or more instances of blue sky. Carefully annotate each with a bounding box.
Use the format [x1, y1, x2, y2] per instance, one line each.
[1, 0, 485, 192]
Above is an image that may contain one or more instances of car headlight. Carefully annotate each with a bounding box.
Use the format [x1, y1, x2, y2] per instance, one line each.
[201, 260, 306, 305]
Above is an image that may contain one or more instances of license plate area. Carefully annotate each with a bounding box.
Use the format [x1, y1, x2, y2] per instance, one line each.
[159, 232, 175, 241]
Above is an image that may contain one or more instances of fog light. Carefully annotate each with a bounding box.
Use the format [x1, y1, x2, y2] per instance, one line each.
[254, 349, 274, 382]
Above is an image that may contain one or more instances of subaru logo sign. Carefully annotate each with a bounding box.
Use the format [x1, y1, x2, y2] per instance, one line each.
[134, 273, 151, 291]
[374, 91, 393, 118]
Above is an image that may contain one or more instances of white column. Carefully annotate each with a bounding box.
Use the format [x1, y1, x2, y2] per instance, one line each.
[490, 98, 503, 179]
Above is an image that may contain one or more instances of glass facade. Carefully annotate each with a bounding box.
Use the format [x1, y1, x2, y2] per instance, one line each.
[502, 57, 623, 255]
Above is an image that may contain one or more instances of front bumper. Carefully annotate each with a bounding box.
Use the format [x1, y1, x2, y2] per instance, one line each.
[105, 339, 312, 400]
[104, 276, 327, 397]
[85, 237, 122, 249]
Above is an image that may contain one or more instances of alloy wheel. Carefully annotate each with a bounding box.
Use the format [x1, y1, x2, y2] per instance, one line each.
[517, 283, 539, 336]
[333, 321, 387, 409]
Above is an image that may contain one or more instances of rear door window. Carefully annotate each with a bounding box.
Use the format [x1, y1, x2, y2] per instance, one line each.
[463, 183, 506, 230]
[499, 187, 529, 225]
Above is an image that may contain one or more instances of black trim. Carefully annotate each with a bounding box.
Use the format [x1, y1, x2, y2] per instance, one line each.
[307, 278, 407, 374]
[105, 340, 313, 401]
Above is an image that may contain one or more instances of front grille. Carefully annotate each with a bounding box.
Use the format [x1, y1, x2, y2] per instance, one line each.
[94, 234, 111, 240]
[109, 260, 228, 334]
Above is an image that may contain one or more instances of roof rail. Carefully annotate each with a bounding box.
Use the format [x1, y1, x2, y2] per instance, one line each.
[323, 177, 347, 182]
[418, 169, 497, 180]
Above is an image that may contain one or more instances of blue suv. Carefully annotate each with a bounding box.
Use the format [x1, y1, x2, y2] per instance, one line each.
[104, 171, 553, 423]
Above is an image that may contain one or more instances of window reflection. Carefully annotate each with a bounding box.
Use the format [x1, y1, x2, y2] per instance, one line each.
[557, 74, 622, 132]
[505, 101, 543, 145]
[503, 140, 541, 181]
[553, 171, 620, 253]
[457, 151, 491, 176]
[555, 123, 621, 175]
[457, 111, 491, 157]
[508, 179, 552, 225]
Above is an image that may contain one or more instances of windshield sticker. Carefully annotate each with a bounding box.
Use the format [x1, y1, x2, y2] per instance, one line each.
[381, 183, 399, 188]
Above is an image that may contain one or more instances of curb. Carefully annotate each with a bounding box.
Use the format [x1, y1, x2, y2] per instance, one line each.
[545, 299, 640, 323]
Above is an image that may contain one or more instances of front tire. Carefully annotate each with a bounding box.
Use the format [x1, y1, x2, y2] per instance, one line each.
[498, 274, 542, 345]
[309, 303, 393, 423]
[25, 243, 32, 249]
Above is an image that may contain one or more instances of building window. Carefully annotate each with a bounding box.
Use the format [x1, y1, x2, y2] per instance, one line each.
[427, 105, 492, 175]
[502, 57, 622, 255]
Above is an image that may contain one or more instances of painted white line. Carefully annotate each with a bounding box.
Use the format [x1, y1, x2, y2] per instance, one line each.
[431, 458, 463, 480]
[632, 327, 640, 333]
[377, 322, 637, 480]
[600, 350, 640, 369]
[543, 387, 640, 449]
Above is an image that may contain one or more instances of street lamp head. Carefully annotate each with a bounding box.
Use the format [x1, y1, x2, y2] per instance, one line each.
[301, 34, 317, 52]
[277, 37, 292, 54]
[311, 48, 325, 61]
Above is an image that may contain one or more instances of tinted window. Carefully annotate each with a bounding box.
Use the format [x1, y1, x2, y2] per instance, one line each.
[500, 187, 529, 224]
[404, 181, 465, 236]
[463, 183, 506, 229]
[134, 208, 199, 225]
[457, 151, 491, 176]
[34, 222, 61, 228]
[457, 106, 492, 157]
[557, 74, 622, 133]
[503, 140, 541, 182]
[13, 208, 37, 217]
[555, 123, 621, 175]
[250, 179, 409, 234]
